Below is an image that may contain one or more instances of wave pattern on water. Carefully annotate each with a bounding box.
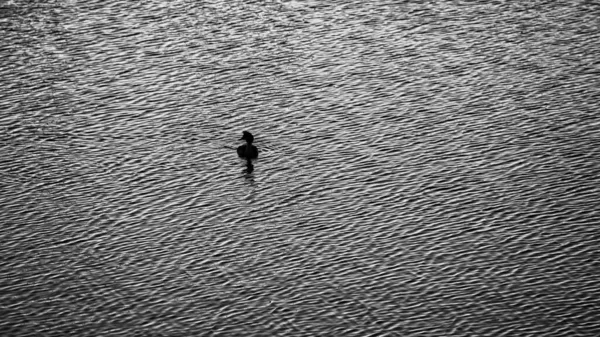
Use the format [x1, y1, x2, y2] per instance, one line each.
[1, 0, 599, 336]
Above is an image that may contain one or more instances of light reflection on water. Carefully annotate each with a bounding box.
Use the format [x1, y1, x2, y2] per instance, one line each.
[1, 0, 599, 336]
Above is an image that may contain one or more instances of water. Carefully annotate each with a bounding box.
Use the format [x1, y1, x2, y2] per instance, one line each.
[1, 0, 599, 336]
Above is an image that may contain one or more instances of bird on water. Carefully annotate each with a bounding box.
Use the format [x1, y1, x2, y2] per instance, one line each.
[237, 131, 258, 159]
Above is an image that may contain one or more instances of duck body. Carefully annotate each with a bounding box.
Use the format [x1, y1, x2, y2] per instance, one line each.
[237, 131, 259, 159]
[237, 143, 258, 158]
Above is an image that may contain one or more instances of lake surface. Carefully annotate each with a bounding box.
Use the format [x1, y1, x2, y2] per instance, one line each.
[1, 0, 599, 336]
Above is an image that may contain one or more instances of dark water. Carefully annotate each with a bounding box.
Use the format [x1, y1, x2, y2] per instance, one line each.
[1, 0, 599, 336]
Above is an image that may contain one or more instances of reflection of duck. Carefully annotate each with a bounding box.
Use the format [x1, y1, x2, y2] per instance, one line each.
[237, 131, 258, 159]
[245, 161, 254, 173]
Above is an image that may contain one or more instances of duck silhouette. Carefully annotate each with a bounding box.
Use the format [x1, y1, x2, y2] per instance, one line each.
[237, 131, 258, 159]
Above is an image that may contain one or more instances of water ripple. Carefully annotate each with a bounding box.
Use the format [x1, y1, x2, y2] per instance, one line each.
[1, 0, 599, 336]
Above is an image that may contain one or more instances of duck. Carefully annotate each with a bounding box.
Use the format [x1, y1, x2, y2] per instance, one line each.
[237, 131, 258, 159]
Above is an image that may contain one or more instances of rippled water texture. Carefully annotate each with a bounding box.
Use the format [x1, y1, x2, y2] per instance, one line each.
[1, 0, 599, 336]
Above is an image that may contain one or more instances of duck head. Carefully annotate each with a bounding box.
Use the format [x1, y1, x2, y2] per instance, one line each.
[240, 131, 254, 143]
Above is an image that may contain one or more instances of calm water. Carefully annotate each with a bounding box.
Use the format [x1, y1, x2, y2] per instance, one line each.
[1, 0, 599, 336]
